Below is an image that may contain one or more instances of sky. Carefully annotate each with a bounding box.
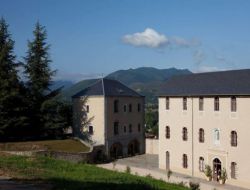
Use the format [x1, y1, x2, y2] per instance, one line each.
[1, 0, 250, 81]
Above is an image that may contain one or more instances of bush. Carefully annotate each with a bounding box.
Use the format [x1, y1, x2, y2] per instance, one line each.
[189, 182, 200, 190]
[125, 166, 131, 174]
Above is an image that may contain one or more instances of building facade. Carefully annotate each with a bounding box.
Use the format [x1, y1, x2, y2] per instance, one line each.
[72, 78, 145, 158]
[159, 69, 250, 189]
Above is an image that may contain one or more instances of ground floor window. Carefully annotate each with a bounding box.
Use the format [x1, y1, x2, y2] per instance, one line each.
[183, 154, 188, 168]
[199, 157, 205, 172]
[231, 162, 237, 179]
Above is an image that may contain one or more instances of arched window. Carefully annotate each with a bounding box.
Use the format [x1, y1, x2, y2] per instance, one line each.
[231, 97, 237, 112]
[199, 157, 205, 172]
[165, 126, 170, 139]
[183, 127, 188, 141]
[231, 162, 237, 179]
[129, 104, 132, 112]
[199, 97, 204, 111]
[214, 97, 219, 111]
[183, 154, 188, 168]
[199, 128, 205, 143]
[114, 100, 119, 113]
[214, 128, 220, 145]
[166, 97, 170, 110]
[183, 97, 187, 110]
[114, 122, 119, 135]
[231, 131, 237, 147]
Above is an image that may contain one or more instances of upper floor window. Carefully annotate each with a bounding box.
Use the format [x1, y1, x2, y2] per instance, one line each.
[114, 122, 119, 135]
[86, 105, 89, 113]
[183, 97, 187, 110]
[231, 131, 237, 147]
[231, 162, 237, 179]
[166, 97, 170, 110]
[138, 123, 141, 132]
[199, 157, 205, 172]
[183, 154, 188, 168]
[199, 128, 205, 143]
[124, 126, 127, 133]
[123, 105, 127, 112]
[129, 104, 132, 112]
[129, 124, 132, 133]
[199, 97, 204, 111]
[182, 127, 188, 141]
[231, 97, 237, 112]
[88, 126, 93, 135]
[214, 97, 219, 111]
[213, 128, 220, 145]
[114, 100, 119, 113]
[165, 126, 170, 139]
[137, 103, 141, 112]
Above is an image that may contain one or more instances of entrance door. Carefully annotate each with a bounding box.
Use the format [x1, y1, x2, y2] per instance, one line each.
[166, 151, 170, 170]
[213, 158, 222, 181]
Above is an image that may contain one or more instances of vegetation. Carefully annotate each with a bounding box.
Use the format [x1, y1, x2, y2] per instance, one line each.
[0, 17, 71, 139]
[145, 104, 158, 137]
[0, 139, 89, 153]
[0, 154, 189, 190]
[189, 182, 200, 190]
[219, 168, 227, 184]
[204, 165, 212, 181]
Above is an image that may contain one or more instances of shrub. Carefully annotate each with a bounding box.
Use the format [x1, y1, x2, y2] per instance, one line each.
[125, 166, 131, 174]
[189, 182, 200, 190]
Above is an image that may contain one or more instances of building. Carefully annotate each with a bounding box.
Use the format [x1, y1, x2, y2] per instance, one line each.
[72, 78, 145, 158]
[158, 69, 250, 189]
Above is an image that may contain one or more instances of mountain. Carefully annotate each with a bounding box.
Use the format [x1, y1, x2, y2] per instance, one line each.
[50, 80, 74, 91]
[59, 67, 192, 104]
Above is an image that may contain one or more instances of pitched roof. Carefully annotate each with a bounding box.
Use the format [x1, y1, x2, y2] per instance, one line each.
[72, 78, 143, 98]
[159, 69, 250, 96]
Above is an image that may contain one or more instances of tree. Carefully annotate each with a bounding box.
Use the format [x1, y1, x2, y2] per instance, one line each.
[0, 17, 26, 136]
[24, 22, 69, 136]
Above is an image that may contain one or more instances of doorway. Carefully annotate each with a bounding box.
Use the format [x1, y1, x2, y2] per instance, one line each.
[213, 158, 222, 181]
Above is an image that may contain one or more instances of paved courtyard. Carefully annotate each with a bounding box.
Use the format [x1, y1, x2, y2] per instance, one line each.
[98, 154, 250, 190]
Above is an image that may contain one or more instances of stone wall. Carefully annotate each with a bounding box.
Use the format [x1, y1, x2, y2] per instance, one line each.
[145, 138, 158, 155]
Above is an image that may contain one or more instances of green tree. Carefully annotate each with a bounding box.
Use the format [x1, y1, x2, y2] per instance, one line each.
[24, 22, 69, 136]
[0, 17, 26, 136]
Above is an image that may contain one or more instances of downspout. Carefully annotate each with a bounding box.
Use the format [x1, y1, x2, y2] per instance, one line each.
[191, 97, 194, 177]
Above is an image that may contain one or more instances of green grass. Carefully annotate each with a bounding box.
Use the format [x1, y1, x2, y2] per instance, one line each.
[0, 154, 189, 190]
[0, 139, 89, 153]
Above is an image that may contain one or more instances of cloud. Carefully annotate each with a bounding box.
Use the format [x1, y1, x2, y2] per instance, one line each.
[122, 28, 201, 50]
[122, 28, 169, 48]
[193, 49, 205, 65]
[196, 66, 220, 73]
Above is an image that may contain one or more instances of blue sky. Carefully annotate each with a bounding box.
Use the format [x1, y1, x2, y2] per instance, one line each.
[1, 0, 250, 81]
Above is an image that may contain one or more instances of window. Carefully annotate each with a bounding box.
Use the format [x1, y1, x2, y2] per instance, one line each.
[231, 97, 237, 112]
[183, 154, 188, 168]
[182, 127, 188, 141]
[183, 97, 187, 110]
[123, 105, 127, 112]
[137, 103, 141, 112]
[214, 97, 219, 111]
[124, 126, 126, 133]
[214, 128, 220, 145]
[199, 128, 205, 143]
[88, 126, 93, 134]
[199, 97, 204, 111]
[166, 97, 170, 110]
[86, 105, 89, 113]
[129, 104, 132, 112]
[138, 123, 141, 132]
[165, 126, 170, 139]
[129, 124, 132, 133]
[231, 131, 237, 147]
[199, 157, 205, 172]
[114, 122, 119, 135]
[231, 162, 237, 179]
[114, 100, 119, 113]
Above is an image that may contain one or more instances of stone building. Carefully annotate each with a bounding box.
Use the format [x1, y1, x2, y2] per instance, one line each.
[158, 69, 250, 188]
[72, 78, 145, 158]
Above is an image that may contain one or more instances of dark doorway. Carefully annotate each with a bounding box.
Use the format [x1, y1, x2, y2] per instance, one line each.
[128, 139, 140, 156]
[213, 158, 222, 181]
[110, 143, 123, 159]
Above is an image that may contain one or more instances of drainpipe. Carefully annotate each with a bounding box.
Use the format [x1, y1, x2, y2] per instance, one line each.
[191, 97, 194, 177]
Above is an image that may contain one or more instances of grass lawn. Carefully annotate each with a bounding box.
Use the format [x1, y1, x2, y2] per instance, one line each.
[0, 139, 89, 153]
[0, 154, 190, 190]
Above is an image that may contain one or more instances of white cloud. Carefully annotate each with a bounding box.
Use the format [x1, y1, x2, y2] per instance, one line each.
[122, 28, 200, 49]
[193, 50, 205, 65]
[54, 71, 105, 82]
[122, 28, 169, 48]
[196, 66, 220, 73]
